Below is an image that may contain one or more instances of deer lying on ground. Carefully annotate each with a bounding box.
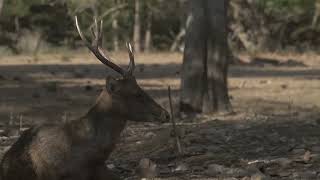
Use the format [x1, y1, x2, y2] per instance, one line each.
[0, 16, 170, 180]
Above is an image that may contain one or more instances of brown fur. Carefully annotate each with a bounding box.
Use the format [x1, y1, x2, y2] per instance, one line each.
[0, 76, 169, 180]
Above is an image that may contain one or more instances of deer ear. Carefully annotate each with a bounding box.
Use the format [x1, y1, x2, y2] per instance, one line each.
[106, 76, 119, 93]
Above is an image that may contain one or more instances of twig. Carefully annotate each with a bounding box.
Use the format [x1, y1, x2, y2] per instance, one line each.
[19, 115, 23, 135]
[63, 112, 68, 123]
[168, 86, 183, 155]
[9, 112, 13, 126]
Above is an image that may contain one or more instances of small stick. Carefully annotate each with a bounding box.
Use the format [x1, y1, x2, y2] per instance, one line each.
[63, 112, 68, 123]
[19, 115, 23, 135]
[168, 86, 183, 155]
[9, 112, 13, 126]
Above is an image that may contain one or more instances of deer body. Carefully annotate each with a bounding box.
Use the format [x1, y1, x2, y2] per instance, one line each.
[0, 17, 169, 180]
[1, 93, 125, 180]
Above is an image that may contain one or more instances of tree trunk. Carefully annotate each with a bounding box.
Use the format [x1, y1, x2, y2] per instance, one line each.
[33, 31, 43, 57]
[312, 0, 320, 28]
[170, 26, 186, 52]
[180, 0, 207, 113]
[112, 16, 119, 51]
[180, 0, 232, 114]
[0, 0, 3, 16]
[112, 0, 119, 51]
[144, 10, 152, 52]
[133, 0, 141, 52]
[12, 16, 21, 54]
[170, 0, 188, 52]
[203, 0, 232, 113]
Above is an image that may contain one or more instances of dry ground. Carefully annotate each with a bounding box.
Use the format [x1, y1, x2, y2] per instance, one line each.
[0, 51, 320, 179]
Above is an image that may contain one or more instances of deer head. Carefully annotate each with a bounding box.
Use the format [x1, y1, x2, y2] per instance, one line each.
[75, 16, 170, 122]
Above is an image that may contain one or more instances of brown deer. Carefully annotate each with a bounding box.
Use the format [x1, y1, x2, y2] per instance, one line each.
[0, 16, 170, 180]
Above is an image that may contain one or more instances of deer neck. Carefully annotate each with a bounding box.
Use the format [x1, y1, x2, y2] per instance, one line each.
[68, 90, 127, 144]
[88, 90, 127, 138]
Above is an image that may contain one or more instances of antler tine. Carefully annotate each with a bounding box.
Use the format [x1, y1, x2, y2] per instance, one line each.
[74, 16, 126, 76]
[126, 42, 135, 75]
[98, 20, 104, 47]
[91, 16, 99, 48]
[75, 16, 91, 47]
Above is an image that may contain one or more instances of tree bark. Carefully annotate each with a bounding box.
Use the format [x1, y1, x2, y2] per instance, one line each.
[203, 0, 232, 113]
[180, 0, 207, 113]
[180, 0, 232, 114]
[133, 0, 141, 52]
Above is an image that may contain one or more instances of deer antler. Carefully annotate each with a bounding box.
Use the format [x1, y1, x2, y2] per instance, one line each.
[75, 16, 135, 77]
[126, 42, 135, 75]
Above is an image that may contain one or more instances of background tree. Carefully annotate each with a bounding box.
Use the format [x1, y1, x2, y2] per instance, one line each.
[0, 0, 3, 16]
[133, 0, 141, 52]
[180, 0, 232, 114]
[312, 0, 320, 28]
[0, 0, 319, 54]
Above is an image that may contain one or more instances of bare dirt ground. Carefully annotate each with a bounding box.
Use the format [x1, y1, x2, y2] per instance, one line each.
[0, 51, 320, 179]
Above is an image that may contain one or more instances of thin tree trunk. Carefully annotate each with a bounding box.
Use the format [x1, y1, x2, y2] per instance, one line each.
[133, 0, 141, 52]
[0, 0, 3, 16]
[180, 0, 207, 113]
[14, 16, 20, 36]
[13, 16, 21, 54]
[312, 0, 320, 28]
[203, 0, 232, 113]
[112, 16, 119, 51]
[144, 10, 152, 52]
[170, 27, 186, 52]
[112, 0, 120, 51]
[33, 31, 43, 57]
[170, 0, 188, 52]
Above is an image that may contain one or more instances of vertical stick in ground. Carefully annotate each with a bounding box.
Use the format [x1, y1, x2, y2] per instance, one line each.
[168, 86, 183, 155]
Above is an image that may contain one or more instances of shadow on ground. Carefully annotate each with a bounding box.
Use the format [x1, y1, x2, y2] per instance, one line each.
[0, 60, 320, 179]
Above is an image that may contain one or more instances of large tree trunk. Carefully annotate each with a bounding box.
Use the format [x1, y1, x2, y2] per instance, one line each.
[203, 0, 232, 113]
[180, 0, 232, 114]
[180, 0, 207, 113]
[133, 0, 141, 52]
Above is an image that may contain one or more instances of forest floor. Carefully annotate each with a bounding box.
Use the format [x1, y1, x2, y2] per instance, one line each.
[0, 51, 320, 179]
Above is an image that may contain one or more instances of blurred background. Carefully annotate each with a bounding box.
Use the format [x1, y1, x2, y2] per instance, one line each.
[0, 0, 319, 55]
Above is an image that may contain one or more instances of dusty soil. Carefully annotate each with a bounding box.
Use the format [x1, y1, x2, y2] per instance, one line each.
[0, 51, 320, 179]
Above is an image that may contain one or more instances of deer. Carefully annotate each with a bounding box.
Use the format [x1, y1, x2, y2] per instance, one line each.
[0, 16, 170, 180]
